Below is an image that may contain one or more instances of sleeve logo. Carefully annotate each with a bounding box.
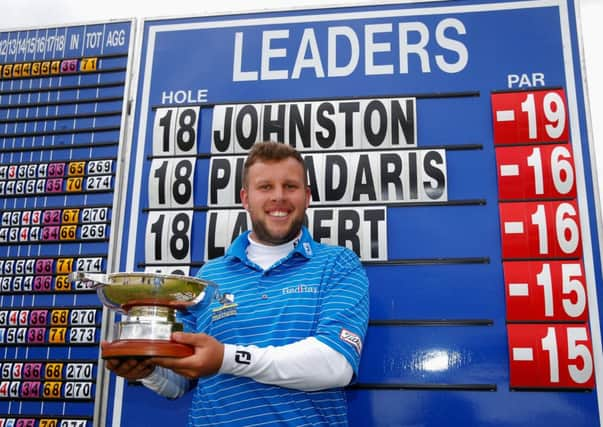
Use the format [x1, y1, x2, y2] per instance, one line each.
[234, 350, 252, 365]
[340, 329, 362, 355]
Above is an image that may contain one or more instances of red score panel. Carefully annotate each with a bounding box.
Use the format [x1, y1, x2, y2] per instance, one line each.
[507, 324, 594, 389]
[499, 200, 582, 259]
[504, 260, 588, 321]
[496, 144, 576, 200]
[491, 89, 569, 145]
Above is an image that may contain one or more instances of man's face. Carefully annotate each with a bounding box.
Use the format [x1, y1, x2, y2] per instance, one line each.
[241, 157, 310, 246]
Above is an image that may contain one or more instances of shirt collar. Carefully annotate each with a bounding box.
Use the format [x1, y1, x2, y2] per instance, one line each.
[225, 226, 314, 263]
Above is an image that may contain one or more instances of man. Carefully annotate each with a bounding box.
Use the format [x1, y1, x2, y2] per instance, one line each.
[105, 141, 369, 426]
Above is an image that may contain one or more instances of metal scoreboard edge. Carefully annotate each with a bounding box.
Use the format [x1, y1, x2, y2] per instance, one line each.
[97, 18, 138, 427]
[113, 0, 603, 426]
[567, 1, 603, 418]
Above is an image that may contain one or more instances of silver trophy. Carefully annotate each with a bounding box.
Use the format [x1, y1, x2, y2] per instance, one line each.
[71, 271, 217, 358]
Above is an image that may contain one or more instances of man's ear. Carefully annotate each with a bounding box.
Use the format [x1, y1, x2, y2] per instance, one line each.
[240, 187, 249, 210]
[305, 186, 311, 208]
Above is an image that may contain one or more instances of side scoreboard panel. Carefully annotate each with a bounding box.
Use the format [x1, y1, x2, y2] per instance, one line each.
[116, 1, 602, 426]
[0, 21, 133, 427]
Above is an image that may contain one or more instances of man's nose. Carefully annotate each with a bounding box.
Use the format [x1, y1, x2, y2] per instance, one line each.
[270, 185, 285, 200]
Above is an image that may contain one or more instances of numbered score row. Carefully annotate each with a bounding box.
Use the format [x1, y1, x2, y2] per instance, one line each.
[0, 223, 107, 244]
[149, 89, 572, 156]
[0, 418, 88, 427]
[0, 380, 93, 400]
[0, 224, 107, 243]
[508, 324, 594, 389]
[0, 57, 98, 79]
[1, 207, 109, 227]
[0, 309, 98, 327]
[0, 160, 112, 180]
[0, 175, 112, 197]
[0, 362, 94, 381]
[0, 257, 104, 276]
[144, 201, 583, 264]
[0, 327, 96, 345]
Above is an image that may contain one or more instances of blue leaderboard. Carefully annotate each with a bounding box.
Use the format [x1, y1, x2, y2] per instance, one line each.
[115, 1, 603, 427]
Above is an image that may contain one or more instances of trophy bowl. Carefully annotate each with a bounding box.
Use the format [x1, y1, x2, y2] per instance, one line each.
[70, 271, 218, 359]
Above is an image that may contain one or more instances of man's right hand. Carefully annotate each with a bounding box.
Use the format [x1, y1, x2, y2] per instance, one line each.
[101, 341, 156, 380]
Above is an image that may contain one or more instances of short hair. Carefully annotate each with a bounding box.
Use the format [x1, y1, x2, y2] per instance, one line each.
[242, 141, 307, 188]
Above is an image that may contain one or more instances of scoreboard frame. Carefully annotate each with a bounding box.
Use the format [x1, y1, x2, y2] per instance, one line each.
[3, 0, 603, 426]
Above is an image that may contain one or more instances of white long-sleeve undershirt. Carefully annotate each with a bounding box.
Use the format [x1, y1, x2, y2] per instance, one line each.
[141, 337, 353, 398]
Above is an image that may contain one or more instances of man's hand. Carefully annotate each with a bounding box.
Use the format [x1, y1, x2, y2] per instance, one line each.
[101, 341, 156, 380]
[149, 332, 224, 379]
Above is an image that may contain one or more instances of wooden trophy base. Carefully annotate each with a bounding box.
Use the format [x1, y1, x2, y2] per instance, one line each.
[101, 339, 193, 359]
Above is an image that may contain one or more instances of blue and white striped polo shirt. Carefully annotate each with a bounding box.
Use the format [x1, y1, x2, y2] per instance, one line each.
[181, 226, 369, 427]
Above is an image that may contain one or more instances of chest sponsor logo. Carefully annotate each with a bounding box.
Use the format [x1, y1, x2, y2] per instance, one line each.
[282, 284, 318, 295]
[212, 303, 238, 322]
